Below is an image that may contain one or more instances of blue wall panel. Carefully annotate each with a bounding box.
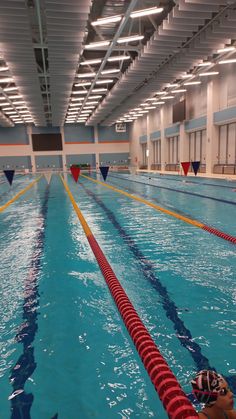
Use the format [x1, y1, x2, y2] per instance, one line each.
[99, 152, 129, 165]
[214, 106, 236, 124]
[0, 126, 28, 144]
[0, 155, 31, 169]
[139, 134, 147, 144]
[35, 155, 62, 169]
[98, 125, 130, 142]
[165, 124, 180, 137]
[66, 154, 95, 167]
[64, 124, 94, 143]
[150, 130, 161, 141]
[185, 116, 207, 132]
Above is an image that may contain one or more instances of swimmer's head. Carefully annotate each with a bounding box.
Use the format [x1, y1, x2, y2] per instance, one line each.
[191, 370, 224, 406]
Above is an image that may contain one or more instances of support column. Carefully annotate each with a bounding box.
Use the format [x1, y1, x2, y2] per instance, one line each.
[179, 122, 189, 163]
[60, 126, 67, 171]
[27, 125, 36, 173]
[160, 107, 166, 172]
[94, 125, 99, 171]
[147, 114, 151, 171]
[206, 79, 220, 175]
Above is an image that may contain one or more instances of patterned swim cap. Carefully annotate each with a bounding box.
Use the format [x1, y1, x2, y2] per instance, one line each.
[191, 370, 224, 406]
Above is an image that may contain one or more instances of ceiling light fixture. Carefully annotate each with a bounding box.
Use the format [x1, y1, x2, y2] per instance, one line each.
[219, 58, 236, 64]
[130, 7, 163, 18]
[77, 72, 96, 78]
[167, 83, 178, 88]
[80, 59, 102, 66]
[199, 71, 219, 76]
[75, 82, 91, 87]
[85, 41, 110, 49]
[0, 66, 9, 72]
[161, 96, 174, 99]
[181, 74, 192, 79]
[0, 78, 13, 83]
[101, 69, 120, 75]
[171, 89, 187, 93]
[91, 88, 107, 93]
[108, 55, 130, 62]
[184, 81, 201, 86]
[117, 35, 144, 44]
[198, 61, 212, 67]
[217, 46, 235, 53]
[72, 91, 87, 95]
[96, 79, 113, 84]
[91, 15, 122, 26]
[3, 87, 18, 92]
[152, 101, 165, 105]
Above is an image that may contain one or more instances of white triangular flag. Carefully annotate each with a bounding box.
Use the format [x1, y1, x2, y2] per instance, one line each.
[44, 172, 52, 185]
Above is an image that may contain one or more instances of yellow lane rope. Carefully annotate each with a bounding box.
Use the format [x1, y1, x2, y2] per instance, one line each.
[0, 176, 42, 213]
[81, 174, 204, 229]
[60, 175, 92, 237]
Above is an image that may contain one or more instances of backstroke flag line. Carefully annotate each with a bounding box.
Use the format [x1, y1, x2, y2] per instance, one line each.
[3, 170, 15, 186]
[99, 166, 109, 181]
[70, 166, 81, 183]
[181, 162, 190, 176]
[191, 161, 200, 176]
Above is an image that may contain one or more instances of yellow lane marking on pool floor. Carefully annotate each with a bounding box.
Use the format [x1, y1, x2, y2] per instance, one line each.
[60, 175, 92, 237]
[81, 174, 204, 229]
[0, 176, 42, 213]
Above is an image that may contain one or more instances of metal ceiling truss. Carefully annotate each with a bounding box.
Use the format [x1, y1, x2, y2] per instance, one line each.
[87, 0, 236, 126]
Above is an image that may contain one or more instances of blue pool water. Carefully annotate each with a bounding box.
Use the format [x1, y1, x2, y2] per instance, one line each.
[0, 172, 235, 418]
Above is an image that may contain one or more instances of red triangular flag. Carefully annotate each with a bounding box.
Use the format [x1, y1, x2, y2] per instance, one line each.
[70, 166, 80, 182]
[3, 170, 15, 185]
[181, 161, 190, 176]
[99, 166, 109, 181]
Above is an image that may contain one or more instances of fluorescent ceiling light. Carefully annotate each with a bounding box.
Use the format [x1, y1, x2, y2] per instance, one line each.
[75, 82, 91, 87]
[145, 106, 156, 109]
[217, 46, 235, 53]
[88, 95, 102, 99]
[84, 106, 96, 109]
[138, 110, 148, 113]
[117, 35, 144, 44]
[152, 101, 165, 105]
[167, 83, 178, 88]
[3, 87, 18, 92]
[4, 111, 17, 114]
[0, 66, 9, 72]
[101, 68, 120, 75]
[0, 102, 10, 106]
[131, 7, 163, 18]
[65, 121, 75, 123]
[69, 103, 82, 107]
[80, 59, 102, 66]
[171, 89, 187, 93]
[72, 91, 87, 95]
[85, 41, 110, 49]
[71, 98, 84, 102]
[77, 72, 96, 78]
[0, 97, 7, 100]
[156, 91, 166, 95]
[198, 62, 212, 67]
[2, 107, 13, 110]
[161, 96, 174, 99]
[86, 101, 99, 105]
[181, 74, 192, 79]
[8, 95, 22, 99]
[184, 81, 201, 86]
[92, 88, 107, 93]
[219, 58, 236, 64]
[96, 79, 113, 84]
[199, 71, 219, 76]
[91, 15, 122, 26]
[0, 78, 13, 83]
[108, 55, 130, 62]
[12, 101, 25, 104]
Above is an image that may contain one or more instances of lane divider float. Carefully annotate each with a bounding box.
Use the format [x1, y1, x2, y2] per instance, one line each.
[61, 174, 198, 419]
[81, 174, 236, 244]
[0, 176, 42, 213]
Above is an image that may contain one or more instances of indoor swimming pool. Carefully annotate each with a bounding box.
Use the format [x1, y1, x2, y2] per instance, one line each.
[0, 171, 235, 419]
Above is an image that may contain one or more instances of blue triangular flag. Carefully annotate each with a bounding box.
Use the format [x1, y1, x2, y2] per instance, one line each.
[3, 170, 15, 185]
[99, 166, 109, 181]
[191, 161, 200, 176]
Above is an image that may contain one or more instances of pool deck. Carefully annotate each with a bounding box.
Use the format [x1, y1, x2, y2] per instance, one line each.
[138, 169, 236, 181]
